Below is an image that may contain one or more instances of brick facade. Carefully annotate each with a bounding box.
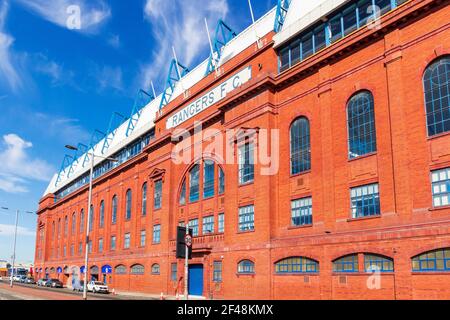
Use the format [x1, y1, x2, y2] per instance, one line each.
[34, 0, 450, 299]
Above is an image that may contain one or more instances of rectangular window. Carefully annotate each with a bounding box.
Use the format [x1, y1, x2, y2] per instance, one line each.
[70, 244, 74, 256]
[203, 161, 215, 199]
[202, 216, 214, 234]
[78, 242, 82, 255]
[314, 25, 326, 52]
[351, 183, 381, 218]
[189, 219, 199, 237]
[63, 245, 66, 257]
[189, 165, 200, 202]
[343, 6, 357, 36]
[290, 40, 301, 65]
[140, 230, 146, 247]
[375, 0, 392, 16]
[153, 225, 161, 244]
[88, 241, 93, 254]
[111, 236, 116, 251]
[154, 180, 162, 209]
[171, 263, 177, 282]
[301, 33, 313, 59]
[238, 142, 254, 184]
[358, 0, 373, 26]
[218, 213, 225, 233]
[239, 205, 255, 232]
[213, 261, 222, 282]
[124, 233, 131, 249]
[431, 168, 450, 207]
[98, 238, 103, 253]
[291, 197, 313, 226]
[279, 47, 290, 72]
[329, 15, 343, 43]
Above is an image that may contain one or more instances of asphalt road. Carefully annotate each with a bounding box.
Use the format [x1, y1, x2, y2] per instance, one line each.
[0, 280, 134, 300]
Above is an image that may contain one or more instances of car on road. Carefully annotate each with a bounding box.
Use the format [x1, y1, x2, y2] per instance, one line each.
[46, 279, 64, 288]
[37, 278, 47, 286]
[25, 278, 36, 285]
[87, 281, 109, 294]
[12, 275, 22, 282]
[0, 276, 3, 281]
[19, 275, 28, 283]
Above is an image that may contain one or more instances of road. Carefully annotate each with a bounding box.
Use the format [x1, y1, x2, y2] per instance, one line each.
[0, 280, 158, 300]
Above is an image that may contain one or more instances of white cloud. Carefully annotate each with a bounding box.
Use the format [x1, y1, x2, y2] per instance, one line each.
[0, 1, 22, 92]
[93, 65, 123, 92]
[141, 0, 229, 88]
[32, 53, 77, 88]
[15, 0, 111, 34]
[0, 224, 36, 237]
[0, 134, 54, 193]
[33, 113, 91, 144]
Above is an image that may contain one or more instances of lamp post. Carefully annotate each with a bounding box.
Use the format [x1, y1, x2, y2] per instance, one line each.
[65, 145, 118, 300]
[1, 207, 34, 288]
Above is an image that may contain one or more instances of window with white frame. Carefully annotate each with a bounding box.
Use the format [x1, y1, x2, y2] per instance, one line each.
[239, 205, 254, 232]
[238, 142, 254, 184]
[291, 197, 312, 226]
[350, 183, 380, 218]
[431, 168, 450, 207]
[202, 216, 214, 234]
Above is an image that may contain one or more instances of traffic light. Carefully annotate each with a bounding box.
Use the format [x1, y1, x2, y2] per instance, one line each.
[176, 226, 193, 259]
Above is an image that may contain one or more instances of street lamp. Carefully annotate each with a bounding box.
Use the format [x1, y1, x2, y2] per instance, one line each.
[1, 207, 35, 288]
[65, 145, 118, 300]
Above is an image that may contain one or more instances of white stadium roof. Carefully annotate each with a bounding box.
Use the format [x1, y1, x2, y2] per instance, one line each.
[45, 0, 342, 197]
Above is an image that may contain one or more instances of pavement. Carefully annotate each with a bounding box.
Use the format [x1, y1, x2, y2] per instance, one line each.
[0, 280, 163, 300]
[0, 279, 209, 300]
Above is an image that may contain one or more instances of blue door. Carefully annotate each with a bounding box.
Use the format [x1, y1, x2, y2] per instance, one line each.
[188, 264, 204, 296]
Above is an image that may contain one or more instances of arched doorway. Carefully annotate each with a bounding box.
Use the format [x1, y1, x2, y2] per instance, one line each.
[101, 265, 112, 284]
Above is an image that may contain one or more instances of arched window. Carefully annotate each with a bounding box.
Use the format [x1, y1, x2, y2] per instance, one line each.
[364, 254, 394, 272]
[80, 209, 84, 233]
[179, 179, 186, 205]
[412, 248, 450, 272]
[57, 218, 61, 239]
[89, 205, 94, 231]
[189, 164, 200, 202]
[126, 189, 132, 220]
[52, 221, 55, 239]
[112, 195, 117, 224]
[99, 201, 104, 228]
[347, 91, 377, 159]
[275, 257, 319, 274]
[71, 213, 76, 235]
[151, 264, 160, 275]
[64, 216, 68, 236]
[333, 254, 358, 273]
[142, 183, 147, 216]
[115, 265, 127, 275]
[237, 260, 255, 274]
[130, 264, 145, 275]
[218, 166, 225, 195]
[423, 57, 450, 136]
[290, 117, 311, 175]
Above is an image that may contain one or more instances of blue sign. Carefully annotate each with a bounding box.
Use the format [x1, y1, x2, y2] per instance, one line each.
[57, 267, 62, 274]
[101, 265, 112, 274]
[80, 266, 86, 274]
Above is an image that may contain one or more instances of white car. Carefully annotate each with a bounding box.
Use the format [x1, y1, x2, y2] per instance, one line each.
[12, 275, 22, 282]
[87, 281, 109, 294]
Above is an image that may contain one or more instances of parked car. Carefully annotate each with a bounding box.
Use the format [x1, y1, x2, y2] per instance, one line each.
[0, 276, 3, 281]
[19, 275, 28, 283]
[12, 275, 21, 282]
[72, 280, 84, 292]
[45, 279, 63, 288]
[87, 281, 109, 294]
[25, 278, 36, 285]
[37, 278, 47, 286]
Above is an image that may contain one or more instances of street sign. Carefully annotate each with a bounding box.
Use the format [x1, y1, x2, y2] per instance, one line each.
[185, 234, 192, 247]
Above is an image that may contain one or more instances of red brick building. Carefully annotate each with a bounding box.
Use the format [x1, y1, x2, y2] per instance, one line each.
[35, 0, 450, 299]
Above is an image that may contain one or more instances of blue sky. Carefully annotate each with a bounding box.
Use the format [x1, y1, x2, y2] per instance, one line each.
[0, 0, 275, 264]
